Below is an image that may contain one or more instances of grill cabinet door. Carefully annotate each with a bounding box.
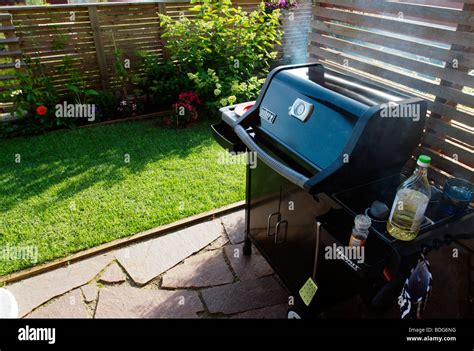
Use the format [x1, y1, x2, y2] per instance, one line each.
[248, 159, 319, 293]
[248, 159, 363, 312]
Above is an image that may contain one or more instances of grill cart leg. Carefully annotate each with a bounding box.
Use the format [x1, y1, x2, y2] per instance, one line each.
[243, 159, 252, 256]
[243, 236, 252, 256]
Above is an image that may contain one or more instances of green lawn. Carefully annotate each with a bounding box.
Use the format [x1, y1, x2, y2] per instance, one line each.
[0, 120, 245, 276]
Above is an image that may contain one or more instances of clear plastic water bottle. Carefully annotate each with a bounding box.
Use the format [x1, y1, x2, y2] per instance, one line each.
[387, 155, 432, 241]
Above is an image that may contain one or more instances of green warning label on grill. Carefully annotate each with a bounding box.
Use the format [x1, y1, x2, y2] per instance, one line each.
[299, 277, 318, 306]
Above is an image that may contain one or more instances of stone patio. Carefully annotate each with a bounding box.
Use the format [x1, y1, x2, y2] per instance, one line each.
[6, 210, 290, 319]
[5, 209, 471, 319]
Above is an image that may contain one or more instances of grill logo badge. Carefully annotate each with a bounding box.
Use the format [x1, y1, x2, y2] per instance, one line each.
[259, 107, 277, 124]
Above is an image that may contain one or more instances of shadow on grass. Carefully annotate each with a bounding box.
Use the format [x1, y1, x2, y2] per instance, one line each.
[0, 120, 215, 212]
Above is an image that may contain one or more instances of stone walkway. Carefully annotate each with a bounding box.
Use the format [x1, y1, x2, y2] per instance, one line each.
[5, 209, 471, 319]
[5, 210, 290, 319]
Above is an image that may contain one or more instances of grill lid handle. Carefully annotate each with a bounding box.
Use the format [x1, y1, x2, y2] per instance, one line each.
[234, 125, 310, 189]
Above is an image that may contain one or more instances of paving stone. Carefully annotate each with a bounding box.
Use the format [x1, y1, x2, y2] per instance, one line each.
[26, 289, 89, 319]
[81, 284, 99, 303]
[224, 244, 273, 281]
[6, 253, 112, 317]
[95, 286, 203, 318]
[201, 276, 288, 315]
[116, 220, 221, 285]
[99, 262, 126, 284]
[232, 303, 288, 319]
[221, 210, 245, 244]
[206, 235, 229, 251]
[162, 249, 234, 288]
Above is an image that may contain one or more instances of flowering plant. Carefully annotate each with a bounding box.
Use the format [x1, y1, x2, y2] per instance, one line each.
[117, 97, 139, 117]
[177, 91, 201, 106]
[160, 1, 281, 112]
[265, 0, 299, 11]
[165, 91, 201, 128]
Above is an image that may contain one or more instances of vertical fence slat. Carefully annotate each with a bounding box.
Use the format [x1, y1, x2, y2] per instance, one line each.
[308, 0, 474, 185]
[423, 2, 474, 180]
[88, 5, 109, 90]
[158, 2, 170, 60]
[0, 13, 20, 115]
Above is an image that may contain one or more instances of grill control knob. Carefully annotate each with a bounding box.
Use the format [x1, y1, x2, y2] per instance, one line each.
[294, 102, 306, 116]
[289, 98, 313, 122]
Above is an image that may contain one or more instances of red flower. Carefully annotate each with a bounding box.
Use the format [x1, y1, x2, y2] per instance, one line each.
[36, 105, 47, 116]
[170, 91, 201, 127]
[178, 91, 201, 105]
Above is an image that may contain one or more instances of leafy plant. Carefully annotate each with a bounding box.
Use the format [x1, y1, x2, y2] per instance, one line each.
[59, 55, 98, 105]
[9, 57, 59, 129]
[51, 30, 69, 51]
[265, 0, 299, 12]
[159, 0, 282, 111]
[25, 0, 46, 4]
[113, 49, 134, 100]
[117, 97, 141, 118]
[166, 91, 201, 128]
[187, 69, 265, 110]
[226, 76, 265, 106]
[134, 51, 187, 108]
[92, 90, 119, 121]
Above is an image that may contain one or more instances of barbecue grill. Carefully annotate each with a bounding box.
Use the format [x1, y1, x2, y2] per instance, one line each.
[212, 63, 474, 318]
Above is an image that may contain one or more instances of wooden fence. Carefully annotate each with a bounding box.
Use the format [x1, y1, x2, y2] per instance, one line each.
[1, 0, 472, 185]
[310, 0, 473, 185]
[0, 0, 313, 114]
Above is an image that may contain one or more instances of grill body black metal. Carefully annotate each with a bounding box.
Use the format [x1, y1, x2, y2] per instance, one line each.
[212, 63, 473, 316]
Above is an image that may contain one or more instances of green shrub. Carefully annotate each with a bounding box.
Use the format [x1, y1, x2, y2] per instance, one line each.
[134, 52, 187, 108]
[0, 57, 61, 137]
[159, 0, 282, 111]
[113, 48, 136, 100]
[59, 55, 99, 106]
[9, 58, 59, 129]
[92, 90, 119, 121]
[187, 69, 265, 109]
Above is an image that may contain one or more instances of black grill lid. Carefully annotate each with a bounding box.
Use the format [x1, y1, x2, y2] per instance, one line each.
[225, 63, 427, 194]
